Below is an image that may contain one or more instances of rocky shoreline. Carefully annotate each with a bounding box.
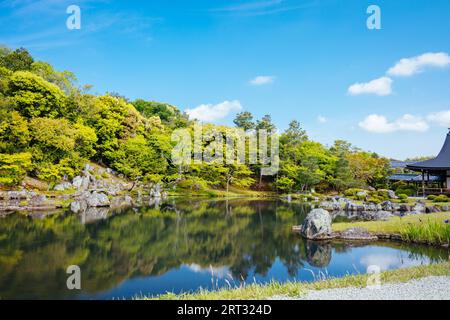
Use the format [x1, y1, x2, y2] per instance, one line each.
[319, 195, 446, 219]
[293, 208, 449, 248]
[0, 164, 167, 215]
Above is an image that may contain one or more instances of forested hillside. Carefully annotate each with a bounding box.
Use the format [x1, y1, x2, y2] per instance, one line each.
[0, 46, 391, 193]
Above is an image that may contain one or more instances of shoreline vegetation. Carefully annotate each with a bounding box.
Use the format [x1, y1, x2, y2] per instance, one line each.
[333, 212, 450, 247]
[147, 261, 450, 300]
[1, 46, 393, 209]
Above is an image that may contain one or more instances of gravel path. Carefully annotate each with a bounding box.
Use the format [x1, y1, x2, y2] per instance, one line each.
[272, 276, 450, 300]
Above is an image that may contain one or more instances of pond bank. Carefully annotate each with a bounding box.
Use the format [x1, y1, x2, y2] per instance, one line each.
[151, 261, 450, 300]
[332, 212, 450, 247]
[274, 276, 450, 300]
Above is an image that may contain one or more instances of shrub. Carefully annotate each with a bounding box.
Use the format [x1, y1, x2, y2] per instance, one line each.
[344, 188, 366, 197]
[376, 189, 390, 200]
[398, 194, 408, 200]
[428, 195, 438, 201]
[396, 188, 415, 197]
[177, 178, 209, 192]
[367, 195, 383, 204]
[0, 152, 32, 186]
[434, 195, 450, 203]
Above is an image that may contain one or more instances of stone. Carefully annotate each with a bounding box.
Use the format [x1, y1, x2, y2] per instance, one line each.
[426, 206, 441, 213]
[300, 209, 332, 240]
[371, 210, 394, 221]
[22, 177, 49, 191]
[72, 176, 90, 191]
[319, 201, 341, 211]
[359, 210, 393, 221]
[387, 190, 397, 199]
[83, 163, 94, 175]
[53, 182, 73, 191]
[336, 227, 378, 241]
[150, 183, 162, 198]
[399, 204, 410, 212]
[86, 191, 110, 207]
[413, 203, 426, 213]
[381, 201, 394, 211]
[29, 194, 47, 206]
[70, 191, 110, 213]
[356, 191, 368, 198]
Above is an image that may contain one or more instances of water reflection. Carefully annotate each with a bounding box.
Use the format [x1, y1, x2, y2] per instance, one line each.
[0, 198, 447, 300]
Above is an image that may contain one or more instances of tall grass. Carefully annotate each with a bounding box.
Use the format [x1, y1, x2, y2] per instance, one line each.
[400, 219, 450, 245]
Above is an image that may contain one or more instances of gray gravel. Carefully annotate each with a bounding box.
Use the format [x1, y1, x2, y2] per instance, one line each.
[272, 276, 450, 300]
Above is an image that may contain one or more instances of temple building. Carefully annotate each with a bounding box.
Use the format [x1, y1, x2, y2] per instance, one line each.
[403, 130, 450, 195]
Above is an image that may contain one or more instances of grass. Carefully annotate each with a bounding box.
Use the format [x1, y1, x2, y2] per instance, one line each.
[168, 186, 278, 199]
[146, 261, 450, 300]
[333, 212, 450, 246]
[401, 219, 450, 245]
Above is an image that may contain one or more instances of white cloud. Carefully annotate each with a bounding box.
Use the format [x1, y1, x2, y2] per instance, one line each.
[317, 115, 327, 124]
[185, 100, 243, 122]
[348, 76, 393, 96]
[359, 114, 429, 133]
[360, 254, 400, 271]
[250, 75, 275, 86]
[387, 52, 450, 77]
[427, 110, 450, 126]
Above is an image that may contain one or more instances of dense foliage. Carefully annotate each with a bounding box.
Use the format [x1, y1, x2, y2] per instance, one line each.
[0, 46, 391, 192]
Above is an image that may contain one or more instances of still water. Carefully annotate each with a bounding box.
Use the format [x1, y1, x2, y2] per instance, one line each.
[0, 198, 447, 299]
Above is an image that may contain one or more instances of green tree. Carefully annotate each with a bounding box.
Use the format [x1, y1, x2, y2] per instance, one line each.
[0, 48, 34, 72]
[8, 71, 66, 118]
[0, 152, 32, 186]
[233, 111, 255, 131]
[108, 135, 167, 180]
[256, 114, 276, 132]
[0, 110, 30, 153]
[31, 61, 77, 94]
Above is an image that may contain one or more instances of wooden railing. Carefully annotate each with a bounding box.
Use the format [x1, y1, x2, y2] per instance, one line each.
[420, 188, 450, 196]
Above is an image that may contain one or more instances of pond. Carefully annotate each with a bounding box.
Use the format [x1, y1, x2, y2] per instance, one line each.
[0, 198, 447, 300]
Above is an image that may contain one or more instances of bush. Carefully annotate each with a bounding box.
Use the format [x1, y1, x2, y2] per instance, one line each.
[344, 188, 366, 197]
[396, 188, 415, 197]
[176, 178, 209, 192]
[434, 195, 450, 203]
[367, 195, 383, 204]
[0, 152, 32, 186]
[376, 189, 391, 200]
[427, 195, 438, 201]
[398, 194, 408, 200]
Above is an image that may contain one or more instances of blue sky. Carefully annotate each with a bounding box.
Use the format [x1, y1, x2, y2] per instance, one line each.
[1, 0, 450, 159]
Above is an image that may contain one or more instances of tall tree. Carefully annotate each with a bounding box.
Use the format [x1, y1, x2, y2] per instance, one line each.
[0, 48, 34, 72]
[256, 114, 276, 132]
[233, 111, 255, 131]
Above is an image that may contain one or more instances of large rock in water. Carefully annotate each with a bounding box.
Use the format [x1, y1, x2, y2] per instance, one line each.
[86, 191, 110, 207]
[300, 209, 332, 240]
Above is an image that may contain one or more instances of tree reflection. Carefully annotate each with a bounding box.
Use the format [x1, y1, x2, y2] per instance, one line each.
[0, 199, 447, 299]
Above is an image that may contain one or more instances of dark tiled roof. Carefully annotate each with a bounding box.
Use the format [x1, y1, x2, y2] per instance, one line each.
[407, 132, 450, 171]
